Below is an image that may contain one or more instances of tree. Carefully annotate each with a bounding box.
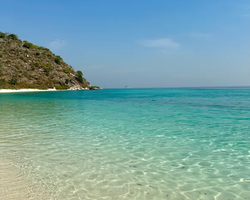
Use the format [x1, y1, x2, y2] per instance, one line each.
[77, 70, 83, 77]
[9, 78, 18, 85]
[0, 32, 6, 38]
[23, 41, 33, 49]
[7, 34, 19, 40]
[76, 70, 83, 83]
[55, 56, 62, 64]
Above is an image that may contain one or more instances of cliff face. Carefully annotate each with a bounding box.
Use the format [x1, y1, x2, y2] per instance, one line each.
[0, 32, 90, 89]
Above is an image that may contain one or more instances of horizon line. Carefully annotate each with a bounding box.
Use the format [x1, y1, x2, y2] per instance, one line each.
[101, 86, 250, 89]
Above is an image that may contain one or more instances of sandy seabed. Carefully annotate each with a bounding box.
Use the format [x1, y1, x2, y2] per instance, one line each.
[0, 157, 56, 200]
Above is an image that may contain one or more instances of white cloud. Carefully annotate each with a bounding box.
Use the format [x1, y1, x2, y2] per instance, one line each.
[138, 38, 180, 49]
[48, 40, 66, 51]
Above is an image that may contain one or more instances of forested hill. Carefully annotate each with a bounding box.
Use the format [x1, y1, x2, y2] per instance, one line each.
[0, 32, 92, 90]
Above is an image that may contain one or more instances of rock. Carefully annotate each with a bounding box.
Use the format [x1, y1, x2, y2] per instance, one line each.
[68, 84, 86, 91]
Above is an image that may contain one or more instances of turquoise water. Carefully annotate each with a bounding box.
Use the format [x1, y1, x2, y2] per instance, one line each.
[0, 88, 250, 199]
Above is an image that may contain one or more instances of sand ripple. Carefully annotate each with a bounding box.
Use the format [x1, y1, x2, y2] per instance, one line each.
[0, 157, 56, 200]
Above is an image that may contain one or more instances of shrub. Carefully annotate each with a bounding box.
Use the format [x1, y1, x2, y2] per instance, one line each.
[55, 56, 62, 64]
[76, 70, 83, 83]
[34, 61, 41, 68]
[42, 63, 52, 76]
[65, 79, 70, 84]
[35, 52, 40, 56]
[23, 41, 33, 49]
[20, 56, 27, 62]
[38, 46, 50, 52]
[44, 48, 50, 52]
[7, 34, 19, 40]
[77, 70, 83, 77]
[47, 54, 52, 58]
[0, 32, 6, 38]
[64, 68, 70, 73]
[76, 75, 83, 83]
[9, 78, 18, 85]
[0, 79, 7, 88]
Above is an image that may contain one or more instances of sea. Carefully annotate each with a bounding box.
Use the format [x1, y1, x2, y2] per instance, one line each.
[0, 88, 250, 200]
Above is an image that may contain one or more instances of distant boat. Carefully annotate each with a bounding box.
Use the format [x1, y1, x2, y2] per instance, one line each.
[124, 85, 129, 89]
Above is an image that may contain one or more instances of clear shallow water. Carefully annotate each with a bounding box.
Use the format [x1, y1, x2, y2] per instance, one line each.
[0, 88, 250, 200]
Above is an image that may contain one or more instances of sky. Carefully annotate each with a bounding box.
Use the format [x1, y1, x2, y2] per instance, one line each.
[1, 0, 250, 88]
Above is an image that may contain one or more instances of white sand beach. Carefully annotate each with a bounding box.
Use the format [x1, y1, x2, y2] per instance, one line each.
[0, 88, 57, 93]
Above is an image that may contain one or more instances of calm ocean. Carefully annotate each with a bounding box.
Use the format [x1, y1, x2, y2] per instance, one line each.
[0, 88, 250, 199]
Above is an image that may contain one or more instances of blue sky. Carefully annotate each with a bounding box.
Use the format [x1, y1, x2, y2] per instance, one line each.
[1, 0, 250, 88]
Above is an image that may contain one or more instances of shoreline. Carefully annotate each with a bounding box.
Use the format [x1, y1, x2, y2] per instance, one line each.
[0, 87, 101, 93]
[0, 88, 57, 93]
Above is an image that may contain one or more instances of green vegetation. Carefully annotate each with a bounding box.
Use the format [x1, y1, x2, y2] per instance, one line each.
[76, 70, 83, 77]
[23, 41, 34, 49]
[55, 56, 62, 64]
[0, 32, 20, 40]
[0, 32, 91, 90]
[20, 56, 27, 62]
[89, 86, 100, 90]
[76, 70, 83, 83]
[38, 46, 50, 52]
[33, 61, 41, 68]
[41, 63, 52, 76]
[65, 79, 70, 84]
[33, 45, 39, 49]
[7, 34, 19, 40]
[64, 68, 70, 73]
[9, 78, 18, 85]
[55, 85, 69, 90]
[0, 79, 7, 88]
[0, 32, 6, 38]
